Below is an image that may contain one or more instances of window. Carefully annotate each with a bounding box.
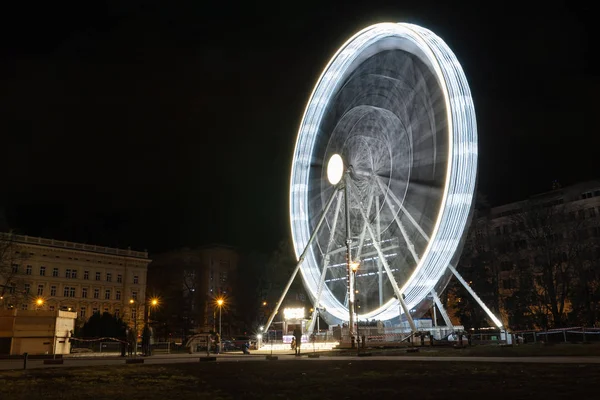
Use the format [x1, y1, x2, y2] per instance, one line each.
[37, 285, 44, 296]
[502, 279, 515, 290]
[106, 273, 112, 282]
[500, 261, 512, 271]
[132, 291, 138, 300]
[72, 270, 78, 279]
[92, 308, 98, 314]
[117, 274, 122, 283]
[26, 265, 32, 275]
[70, 287, 76, 297]
[9, 283, 16, 294]
[24, 284, 30, 294]
[50, 286, 57, 296]
[84, 271, 89, 280]
[103, 307, 109, 313]
[11, 264, 19, 273]
[21, 304, 28, 310]
[82, 288, 88, 298]
[116, 290, 121, 300]
[115, 309, 120, 317]
[105, 290, 111, 300]
[514, 239, 528, 250]
[94, 288, 99, 299]
[40, 266, 46, 276]
[49, 306, 55, 311]
[131, 309, 137, 321]
[95, 272, 101, 281]
[66, 269, 71, 279]
[52, 268, 59, 277]
[80, 307, 86, 319]
[63, 287, 70, 297]
[133, 275, 139, 284]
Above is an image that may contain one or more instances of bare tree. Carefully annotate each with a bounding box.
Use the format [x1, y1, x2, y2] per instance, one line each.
[511, 201, 586, 328]
[0, 232, 31, 308]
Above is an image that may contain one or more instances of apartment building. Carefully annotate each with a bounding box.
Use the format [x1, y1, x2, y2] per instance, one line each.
[0, 233, 151, 327]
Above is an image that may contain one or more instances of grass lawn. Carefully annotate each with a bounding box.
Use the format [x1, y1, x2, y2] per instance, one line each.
[1, 360, 598, 399]
[322, 343, 600, 357]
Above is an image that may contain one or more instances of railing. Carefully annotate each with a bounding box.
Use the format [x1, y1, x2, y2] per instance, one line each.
[1, 232, 148, 258]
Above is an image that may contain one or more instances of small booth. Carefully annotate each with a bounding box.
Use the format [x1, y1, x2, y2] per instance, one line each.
[0, 309, 77, 355]
[282, 307, 308, 345]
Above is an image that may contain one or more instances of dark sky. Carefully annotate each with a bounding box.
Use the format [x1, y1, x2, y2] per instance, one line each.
[0, 1, 596, 254]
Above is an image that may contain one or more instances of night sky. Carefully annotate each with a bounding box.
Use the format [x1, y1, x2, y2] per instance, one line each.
[0, 1, 596, 254]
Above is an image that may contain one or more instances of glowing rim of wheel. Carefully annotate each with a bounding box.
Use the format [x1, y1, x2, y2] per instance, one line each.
[289, 22, 477, 323]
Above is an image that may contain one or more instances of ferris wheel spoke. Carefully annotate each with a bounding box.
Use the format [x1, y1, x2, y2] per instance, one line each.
[376, 176, 430, 242]
[349, 186, 417, 332]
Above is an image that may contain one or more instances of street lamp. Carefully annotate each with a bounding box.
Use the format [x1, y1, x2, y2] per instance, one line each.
[129, 299, 138, 356]
[216, 298, 224, 353]
[35, 298, 44, 309]
[350, 261, 360, 354]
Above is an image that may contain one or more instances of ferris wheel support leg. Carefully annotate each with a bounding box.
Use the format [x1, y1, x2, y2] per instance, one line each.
[447, 264, 504, 328]
[307, 191, 344, 334]
[344, 177, 356, 337]
[355, 191, 375, 260]
[376, 195, 383, 307]
[350, 186, 417, 333]
[431, 291, 453, 330]
[264, 186, 341, 333]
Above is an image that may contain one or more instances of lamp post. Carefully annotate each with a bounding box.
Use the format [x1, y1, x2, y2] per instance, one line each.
[35, 298, 44, 310]
[350, 262, 359, 354]
[129, 299, 138, 356]
[216, 298, 224, 353]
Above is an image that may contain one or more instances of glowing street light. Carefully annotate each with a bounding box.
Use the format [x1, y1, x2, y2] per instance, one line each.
[35, 298, 44, 309]
[216, 298, 225, 353]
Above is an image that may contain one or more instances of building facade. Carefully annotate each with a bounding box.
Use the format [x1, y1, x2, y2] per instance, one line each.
[456, 180, 600, 329]
[0, 233, 151, 329]
[148, 244, 238, 338]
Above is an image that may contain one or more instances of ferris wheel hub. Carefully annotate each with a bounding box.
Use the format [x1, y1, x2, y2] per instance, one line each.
[326, 153, 344, 185]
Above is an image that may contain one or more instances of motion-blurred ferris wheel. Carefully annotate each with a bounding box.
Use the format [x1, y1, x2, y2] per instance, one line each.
[266, 23, 503, 335]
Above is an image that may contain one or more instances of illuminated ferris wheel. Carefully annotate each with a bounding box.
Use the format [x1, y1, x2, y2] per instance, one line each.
[266, 23, 503, 334]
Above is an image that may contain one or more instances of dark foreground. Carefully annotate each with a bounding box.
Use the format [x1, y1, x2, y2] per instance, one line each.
[1, 360, 597, 399]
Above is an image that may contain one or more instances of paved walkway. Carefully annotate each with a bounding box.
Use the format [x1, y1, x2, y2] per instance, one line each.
[2, 352, 600, 371]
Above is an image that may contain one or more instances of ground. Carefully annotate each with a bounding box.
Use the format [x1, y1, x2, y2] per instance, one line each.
[1, 359, 598, 399]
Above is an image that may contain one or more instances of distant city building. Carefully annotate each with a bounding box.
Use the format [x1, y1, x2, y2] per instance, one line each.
[457, 180, 600, 328]
[0, 233, 151, 330]
[148, 244, 238, 337]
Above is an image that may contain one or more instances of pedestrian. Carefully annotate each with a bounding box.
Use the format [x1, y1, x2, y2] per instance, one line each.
[293, 326, 302, 355]
[127, 328, 136, 356]
[242, 341, 250, 354]
[214, 332, 221, 354]
[291, 336, 296, 352]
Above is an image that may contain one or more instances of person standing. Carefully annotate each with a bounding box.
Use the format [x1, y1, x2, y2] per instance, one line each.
[293, 327, 302, 356]
[214, 332, 221, 354]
